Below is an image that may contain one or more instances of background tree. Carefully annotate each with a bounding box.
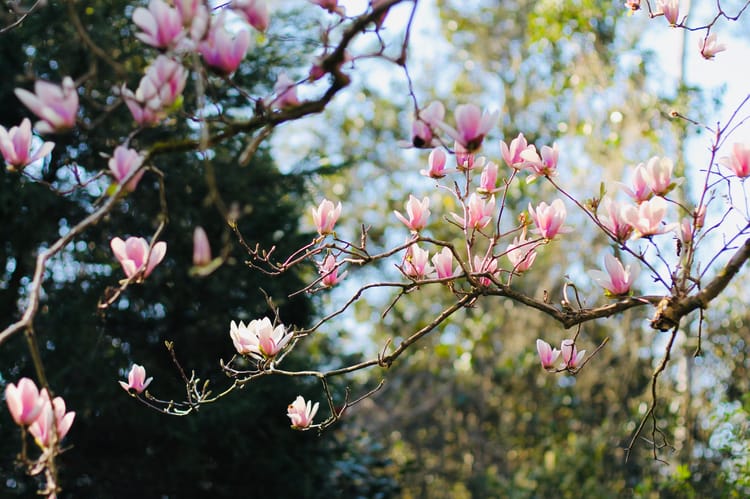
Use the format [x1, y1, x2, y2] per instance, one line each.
[0, 1, 396, 496]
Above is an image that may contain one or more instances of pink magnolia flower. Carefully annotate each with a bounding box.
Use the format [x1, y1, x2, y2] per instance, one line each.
[108, 145, 145, 192]
[309, 0, 345, 15]
[560, 339, 585, 369]
[0, 118, 54, 171]
[287, 395, 319, 429]
[529, 199, 569, 240]
[622, 163, 652, 203]
[28, 391, 75, 449]
[311, 198, 342, 236]
[679, 206, 704, 242]
[403, 244, 434, 279]
[500, 132, 532, 170]
[132, 0, 184, 48]
[394, 195, 431, 233]
[699, 33, 726, 60]
[110, 236, 167, 280]
[15, 77, 78, 134]
[589, 253, 639, 297]
[452, 193, 495, 230]
[122, 56, 187, 126]
[443, 104, 498, 151]
[230, 318, 292, 359]
[229, 320, 257, 356]
[5, 377, 45, 426]
[122, 91, 163, 126]
[232, 0, 269, 31]
[643, 156, 675, 196]
[694, 205, 706, 229]
[119, 364, 153, 394]
[598, 198, 633, 242]
[520, 142, 559, 182]
[454, 141, 476, 170]
[478, 160, 500, 195]
[200, 15, 251, 75]
[657, 0, 679, 25]
[679, 217, 694, 244]
[473, 254, 498, 287]
[271, 72, 300, 109]
[420, 148, 447, 178]
[506, 234, 537, 273]
[319, 254, 346, 287]
[622, 196, 669, 238]
[536, 339, 560, 370]
[192, 226, 212, 266]
[719, 143, 750, 178]
[411, 101, 445, 148]
[431, 247, 455, 279]
[146, 56, 187, 108]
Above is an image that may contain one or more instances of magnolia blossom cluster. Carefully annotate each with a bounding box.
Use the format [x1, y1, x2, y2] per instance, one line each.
[536, 339, 586, 371]
[124, 0, 274, 125]
[408, 102, 499, 153]
[413, 123, 562, 186]
[307, 101, 712, 383]
[127, 0, 325, 122]
[132, 0, 263, 54]
[592, 155, 682, 242]
[310, 198, 349, 288]
[5, 378, 76, 450]
[4, 78, 78, 172]
[317, 103, 576, 288]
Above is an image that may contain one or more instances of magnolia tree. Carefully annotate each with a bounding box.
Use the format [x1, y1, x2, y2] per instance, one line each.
[1, 0, 749, 495]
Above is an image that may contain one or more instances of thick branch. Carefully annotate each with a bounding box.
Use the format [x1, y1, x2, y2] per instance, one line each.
[486, 285, 660, 329]
[651, 237, 750, 330]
